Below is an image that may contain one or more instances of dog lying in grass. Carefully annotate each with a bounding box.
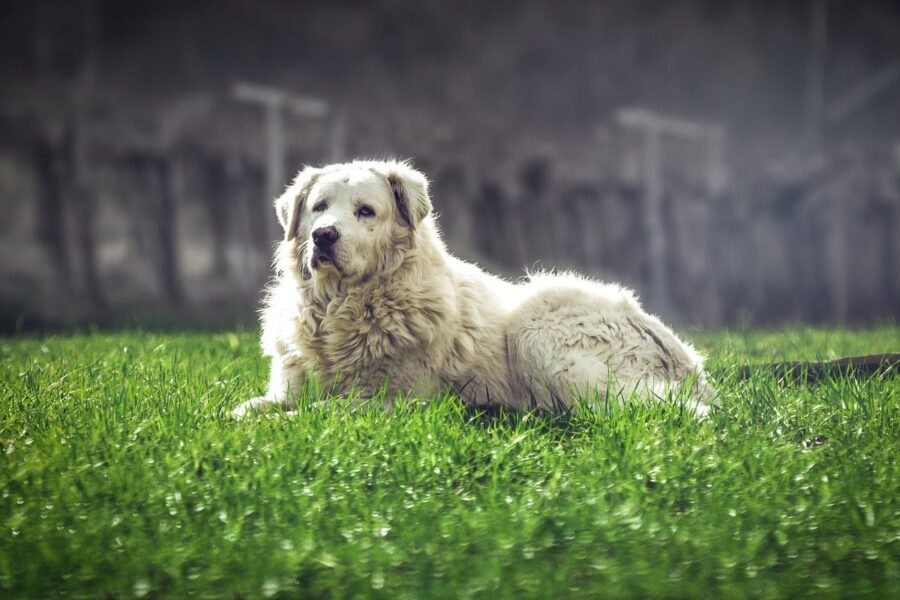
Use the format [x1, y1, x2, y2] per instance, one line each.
[232, 160, 712, 418]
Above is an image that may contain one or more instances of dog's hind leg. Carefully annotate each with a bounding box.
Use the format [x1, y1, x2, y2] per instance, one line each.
[506, 278, 712, 415]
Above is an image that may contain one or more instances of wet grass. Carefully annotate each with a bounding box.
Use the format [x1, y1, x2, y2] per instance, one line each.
[1, 327, 898, 598]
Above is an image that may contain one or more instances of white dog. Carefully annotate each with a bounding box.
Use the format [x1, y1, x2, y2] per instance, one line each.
[232, 160, 711, 418]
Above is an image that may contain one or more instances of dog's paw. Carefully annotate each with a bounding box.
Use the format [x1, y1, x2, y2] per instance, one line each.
[230, 404, 252, 420]
[230, 396, 267, 420]
[692, 401, 711, 418]
[231, 396, 300, 420]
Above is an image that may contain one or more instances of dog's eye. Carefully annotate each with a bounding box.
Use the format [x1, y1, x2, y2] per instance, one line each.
[356, 205, 375, 218]
[312, 201, 328, 212]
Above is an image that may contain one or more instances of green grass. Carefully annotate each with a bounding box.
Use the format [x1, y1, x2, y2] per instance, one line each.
[1, 327, 898, 599]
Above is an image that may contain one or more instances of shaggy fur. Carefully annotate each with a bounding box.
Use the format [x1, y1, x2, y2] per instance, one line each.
[232, 160, 712, 418]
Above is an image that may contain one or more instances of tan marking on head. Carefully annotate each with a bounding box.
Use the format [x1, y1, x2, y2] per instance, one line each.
[286, 173, 321, 241]
[387, 173, 415, 229]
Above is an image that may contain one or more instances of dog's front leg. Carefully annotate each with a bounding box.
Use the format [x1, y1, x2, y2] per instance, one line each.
[231, 357, 304, 419]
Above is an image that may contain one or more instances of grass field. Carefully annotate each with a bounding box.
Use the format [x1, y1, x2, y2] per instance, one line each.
[1, 327, 898, 599]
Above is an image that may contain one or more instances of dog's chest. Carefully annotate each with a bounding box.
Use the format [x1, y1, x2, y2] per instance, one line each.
[298, 287, 448, 389]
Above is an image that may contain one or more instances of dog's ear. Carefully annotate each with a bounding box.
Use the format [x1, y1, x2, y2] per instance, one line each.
[275, 166, 320, 241]
[384, 162, 432, 229]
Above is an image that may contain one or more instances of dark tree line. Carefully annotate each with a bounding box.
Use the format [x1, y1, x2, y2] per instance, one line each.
[1, 0, 899, 328]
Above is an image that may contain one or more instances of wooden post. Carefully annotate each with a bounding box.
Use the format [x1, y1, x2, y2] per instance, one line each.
[894, 145, 900, 310]
[70, 0, 105, 310]
[232, 83, 329, 243]
[153, 157, 185, 306]
[264, 101, 285, 227]
[707, 126, 727, 195]
[642, 126, 668, 313]
[806, 0, 828, 152]
[142, 97, 214, 308]
[616, 109, 727, 315]
[34, 138, 73, 291]
[203, 156, 230, 279]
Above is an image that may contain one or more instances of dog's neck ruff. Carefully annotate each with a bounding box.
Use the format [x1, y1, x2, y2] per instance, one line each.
[287, 229, 454, 383]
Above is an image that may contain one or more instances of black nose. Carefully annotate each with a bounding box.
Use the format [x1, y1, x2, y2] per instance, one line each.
[312, 225, 340, 248]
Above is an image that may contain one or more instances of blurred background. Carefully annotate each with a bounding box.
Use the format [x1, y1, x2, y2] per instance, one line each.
[1, 0, 898, 332]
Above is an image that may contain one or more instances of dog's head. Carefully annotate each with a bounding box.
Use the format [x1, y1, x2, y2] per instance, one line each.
[274, 160, 432, 286]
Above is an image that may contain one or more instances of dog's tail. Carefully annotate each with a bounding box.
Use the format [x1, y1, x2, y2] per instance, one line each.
[737, 354, 900, 383]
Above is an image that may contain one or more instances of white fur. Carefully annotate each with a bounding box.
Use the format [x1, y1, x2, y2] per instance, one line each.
[232, 160, 712, 418]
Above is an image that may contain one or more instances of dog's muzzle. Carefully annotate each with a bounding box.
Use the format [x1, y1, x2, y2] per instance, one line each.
[311, 225, 340, 270]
